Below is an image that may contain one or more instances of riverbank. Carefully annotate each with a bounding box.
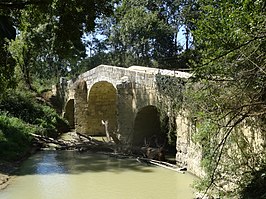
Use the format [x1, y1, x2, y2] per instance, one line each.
[0, 147, 39, 191]
[0, 161, 18, 190]
[0, 173, 10, 190]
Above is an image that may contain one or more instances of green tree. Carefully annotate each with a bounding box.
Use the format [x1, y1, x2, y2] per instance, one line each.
[91, 0, 189, 68]
[1, 0, 113, 92]
[185, 0, 266, 197]
[0, 16, 16, 94]
[76, 0, 201, 72]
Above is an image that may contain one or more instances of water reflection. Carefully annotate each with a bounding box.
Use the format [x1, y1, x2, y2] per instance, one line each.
[0, 150, 196, 199]
[19, 151, 155, 175]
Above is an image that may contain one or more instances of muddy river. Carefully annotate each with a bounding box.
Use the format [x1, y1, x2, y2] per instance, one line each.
[0, 150, 197, 199]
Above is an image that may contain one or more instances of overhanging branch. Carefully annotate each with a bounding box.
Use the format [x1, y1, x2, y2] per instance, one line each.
[203, 113, 248, 197]
[0, 0, 49, 9]
[200, 35, 266, 68]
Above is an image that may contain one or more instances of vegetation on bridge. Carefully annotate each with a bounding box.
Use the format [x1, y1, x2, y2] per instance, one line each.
[0, 0, 266, 198]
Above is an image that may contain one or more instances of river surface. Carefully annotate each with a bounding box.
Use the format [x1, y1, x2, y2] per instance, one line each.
[0, 150, 197, 199]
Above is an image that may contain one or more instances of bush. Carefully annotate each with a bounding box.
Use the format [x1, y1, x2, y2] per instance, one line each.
[0, 113, 36, 161]
[0, 89, 69, 161]
[0, 90, 69, 137]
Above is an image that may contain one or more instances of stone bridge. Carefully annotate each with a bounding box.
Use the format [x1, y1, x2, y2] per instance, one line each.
[60, 65, 191, 145]
[58, 65, 202, 175]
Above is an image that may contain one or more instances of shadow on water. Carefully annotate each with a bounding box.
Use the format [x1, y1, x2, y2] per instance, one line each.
[16, 150, 155, 176]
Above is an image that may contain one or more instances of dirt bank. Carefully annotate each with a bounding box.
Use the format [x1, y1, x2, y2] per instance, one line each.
[0, 173, 11, 190]
[0, 147, 38, 191]
[0, 162, 18, 190]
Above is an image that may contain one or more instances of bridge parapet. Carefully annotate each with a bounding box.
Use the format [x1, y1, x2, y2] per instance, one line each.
[66, 65, 192, 93]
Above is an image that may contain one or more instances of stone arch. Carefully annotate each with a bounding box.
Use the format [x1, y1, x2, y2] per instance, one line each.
[133, 105, 165, 146]
[86, 81, 117, 135]
[74, 80, 88, 134]
[64, 99, 75, 129]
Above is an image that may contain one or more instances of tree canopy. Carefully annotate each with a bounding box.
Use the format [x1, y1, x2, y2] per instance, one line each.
[81, 0, 196, 69]
[0, 0, 113, 92]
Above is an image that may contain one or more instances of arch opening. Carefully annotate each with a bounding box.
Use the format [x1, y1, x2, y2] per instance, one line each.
[87, 81, 117, 135]
[133, 106, 165, 146]
[64, 99, 75, 129]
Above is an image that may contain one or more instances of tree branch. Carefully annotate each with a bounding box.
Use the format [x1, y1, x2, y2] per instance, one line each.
[203, 113, 247, 197]
[200, 35, 266, 67]
[0, 0, 49, 9]
[218, 102, 266, 121]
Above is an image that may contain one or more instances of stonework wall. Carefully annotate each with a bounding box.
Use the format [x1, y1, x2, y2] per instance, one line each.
[116, 82, 136, 142]
[175, 114, 204, 177]
[116, 81, 159, 143]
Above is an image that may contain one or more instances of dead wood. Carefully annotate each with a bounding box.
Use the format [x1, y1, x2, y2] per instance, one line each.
[137, 157, 186, 173]
[109, 132, 122, 145]
[30, 132, 175, 170]
[31, 133, 67, 146]
[30, 133, 115, 152]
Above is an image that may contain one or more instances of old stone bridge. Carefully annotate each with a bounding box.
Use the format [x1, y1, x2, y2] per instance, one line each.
[56, 65, 201, 174]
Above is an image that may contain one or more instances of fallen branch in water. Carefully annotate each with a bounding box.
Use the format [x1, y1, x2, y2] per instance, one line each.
[30, 133, 114, 152]
[30, 133, 68, 146]
[137, 157, 186, 173]
[30, 132, 181, 173]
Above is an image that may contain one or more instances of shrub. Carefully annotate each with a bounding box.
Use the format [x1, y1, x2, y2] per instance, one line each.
[0, 90, 69, 137]
[0, 113, 36, 161]
[0, 89, 69, 161]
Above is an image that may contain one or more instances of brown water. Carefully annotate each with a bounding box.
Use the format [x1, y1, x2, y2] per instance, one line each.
[0, 151, 197, 199]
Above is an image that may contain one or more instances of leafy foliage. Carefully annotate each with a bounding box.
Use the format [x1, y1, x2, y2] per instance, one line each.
[155, 74, 186, 147]
[0, 0, 113, 93]
[79, 0, 196, 69]
[0, 90, 69, 137]
[0, 40, 16, 94]
[183, 0, 266, 197]
[0, 113, 34, 161]
[0, 15, 16, 94]
[0, 89, 69, 161]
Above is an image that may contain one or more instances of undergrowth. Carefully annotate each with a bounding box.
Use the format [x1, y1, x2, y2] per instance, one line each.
[0, 89, 69, 161]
